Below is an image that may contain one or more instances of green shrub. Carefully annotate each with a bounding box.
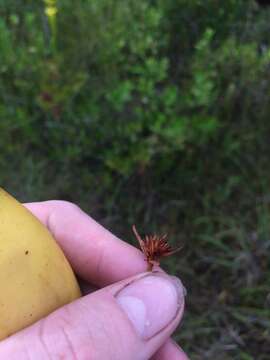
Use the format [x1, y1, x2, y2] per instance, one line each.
[1, 1, 270, 357]
[0, 0, 224, 185]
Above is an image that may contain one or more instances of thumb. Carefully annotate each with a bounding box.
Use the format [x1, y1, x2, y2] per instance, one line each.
[0, 272, 185, 360]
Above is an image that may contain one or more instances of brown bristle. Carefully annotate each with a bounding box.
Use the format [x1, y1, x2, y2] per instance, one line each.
[132, 225, 182, 271]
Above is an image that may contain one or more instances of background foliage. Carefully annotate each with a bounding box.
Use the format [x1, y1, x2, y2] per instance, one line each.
[1, 0, 270, 358]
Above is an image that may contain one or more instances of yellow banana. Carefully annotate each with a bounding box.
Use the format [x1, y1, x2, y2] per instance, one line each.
[0, 188, 81, 340]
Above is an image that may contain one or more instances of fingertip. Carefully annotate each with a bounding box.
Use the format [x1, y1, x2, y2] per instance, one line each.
[151, 339, 189, 360]
[0, 272, 186, 360]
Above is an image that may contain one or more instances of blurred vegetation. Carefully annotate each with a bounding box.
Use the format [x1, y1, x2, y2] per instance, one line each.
[1, 0, 270, 358]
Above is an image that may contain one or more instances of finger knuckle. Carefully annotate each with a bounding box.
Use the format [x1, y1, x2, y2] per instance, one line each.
[36, 308, 84, 359]
[52, 200, 81, 214]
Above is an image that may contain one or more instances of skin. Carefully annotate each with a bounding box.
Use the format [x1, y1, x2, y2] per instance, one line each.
[0, 200, 189, 360]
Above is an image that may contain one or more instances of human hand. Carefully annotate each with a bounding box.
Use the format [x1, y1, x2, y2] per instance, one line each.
[0, 201, 188, 359]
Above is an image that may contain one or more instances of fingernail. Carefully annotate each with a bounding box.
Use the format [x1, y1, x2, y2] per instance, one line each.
[116, 274, 184, 339]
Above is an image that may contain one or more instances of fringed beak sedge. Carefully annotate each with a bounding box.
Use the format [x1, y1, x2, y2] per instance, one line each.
[132, 225, 182, 271]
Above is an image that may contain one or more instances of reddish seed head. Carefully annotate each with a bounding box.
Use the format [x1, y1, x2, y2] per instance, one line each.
[132, 225, 182, 271]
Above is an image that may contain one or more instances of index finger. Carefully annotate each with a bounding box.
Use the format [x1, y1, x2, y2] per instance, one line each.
[24, 201, 146, 287]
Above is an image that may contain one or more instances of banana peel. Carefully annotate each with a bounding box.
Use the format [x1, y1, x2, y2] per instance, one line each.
[0, 188, 81, 340]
